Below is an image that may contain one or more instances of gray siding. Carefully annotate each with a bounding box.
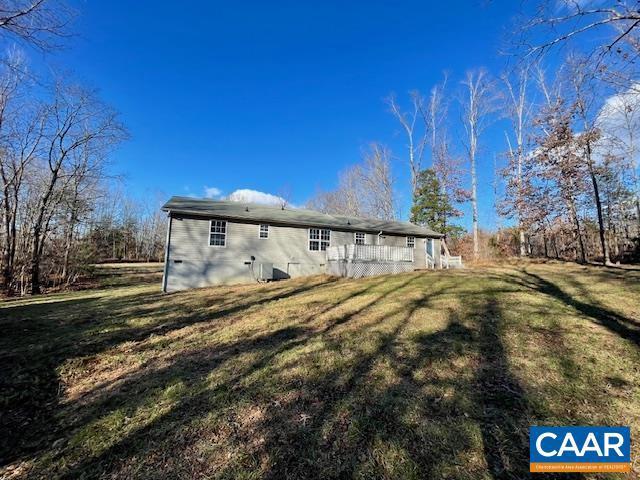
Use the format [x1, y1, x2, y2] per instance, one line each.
[165, 215, 434, 291]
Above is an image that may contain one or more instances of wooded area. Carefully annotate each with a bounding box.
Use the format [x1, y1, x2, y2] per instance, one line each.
[308, 1, 640, 265]
[0, 1, 166, 295]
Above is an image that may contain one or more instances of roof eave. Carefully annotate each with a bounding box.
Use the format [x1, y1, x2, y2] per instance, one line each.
[163, 207, 443, 238]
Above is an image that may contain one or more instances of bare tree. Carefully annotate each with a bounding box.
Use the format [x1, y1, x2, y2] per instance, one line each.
[460, 69, 499, 260]
[358, 143, 397, 220]
[307, 167, 362, 218]
[28, 82, 126, 293]
[0, 54, 44, 293]
[307, 144, 397, 220]
[386, 91, 428, 195]
[568, 57, 612, 264]
[0, 0, 72, 49]
[524, 1, 640, 57]
[534, 102, 589, 263]
[426, 74, 448, 160]
[425, 74, 467, 239]
[502, 63, 534, 256]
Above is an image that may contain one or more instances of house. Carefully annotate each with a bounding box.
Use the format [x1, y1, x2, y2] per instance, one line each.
[161, 196, 449, 292]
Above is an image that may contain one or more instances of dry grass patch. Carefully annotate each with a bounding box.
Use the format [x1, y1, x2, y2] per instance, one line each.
[1, 262, 639, 479]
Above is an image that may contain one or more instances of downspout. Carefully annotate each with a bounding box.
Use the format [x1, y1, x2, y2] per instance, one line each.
[161, 213, 172, 293]
[377, 231, 383, 245]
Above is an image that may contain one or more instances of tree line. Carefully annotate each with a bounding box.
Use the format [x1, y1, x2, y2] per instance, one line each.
[0, 1, 166, 295]
[310, 1, 640, 265]
[3, 0, 640, 296]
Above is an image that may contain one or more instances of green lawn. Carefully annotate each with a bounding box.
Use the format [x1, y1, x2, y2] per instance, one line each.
[1, 262, 639, 479]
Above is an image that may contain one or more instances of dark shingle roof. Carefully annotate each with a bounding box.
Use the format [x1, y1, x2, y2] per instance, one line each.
[162, 196, 443, 238]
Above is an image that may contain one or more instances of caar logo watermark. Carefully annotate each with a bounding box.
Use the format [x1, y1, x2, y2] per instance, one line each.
[530, 426, 631, 473]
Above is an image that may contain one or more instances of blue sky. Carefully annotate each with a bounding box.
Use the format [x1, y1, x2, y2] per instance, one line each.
[47, 0, 533, 228]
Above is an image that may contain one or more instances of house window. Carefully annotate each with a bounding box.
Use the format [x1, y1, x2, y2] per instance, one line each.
[259, 224, 269, 239]
[406, 236, 415, 249]
[354, 232, 365, 245]
[309, 228, 330, 251]
[209, 220, 227, 247]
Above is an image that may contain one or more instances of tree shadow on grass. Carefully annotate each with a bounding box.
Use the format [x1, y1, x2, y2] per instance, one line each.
[476, 297, 534, 479]
[3, 270, 601, 479]
[0, 276, 337, 467]
[514, 270, 640, 347]
[47, 275, 424, 478]
[475, 296, 585, 480]
[63, 275, 397, 427]
[249, 292, 582, 479]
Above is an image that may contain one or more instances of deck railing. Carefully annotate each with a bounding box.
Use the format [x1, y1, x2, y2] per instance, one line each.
[426, 252, 435, 269]
[442, 255, 463, 269]
[448, 255, 463, 267]
[327, 244, 414, 263]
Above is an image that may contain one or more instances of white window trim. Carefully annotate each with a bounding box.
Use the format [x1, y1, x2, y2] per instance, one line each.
[406, 236, 415, 249]
[259, 223, 269, 239]
[208, 219, 227, 248]
[354, 232, 365, 245]
[308, 227, 331, 251]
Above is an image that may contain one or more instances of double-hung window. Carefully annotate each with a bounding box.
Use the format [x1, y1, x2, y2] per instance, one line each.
[406, 236, 415, 249]
[354, 232, 365, 245]
[259, 224, 269, 239]
[209, 220, 227, 247]
[309, 228, 330, 251]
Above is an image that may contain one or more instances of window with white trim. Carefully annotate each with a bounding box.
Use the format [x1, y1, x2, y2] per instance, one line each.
[354, 232, 365, 245]
[209, 220, 227, 246]
[309, 228, 330, 251]
[259, 224, 269, 239]
[406, 236, 415, 248]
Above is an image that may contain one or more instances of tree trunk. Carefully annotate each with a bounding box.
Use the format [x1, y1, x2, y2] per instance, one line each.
[586, 151, 610, 264]
[571, 205, 586, 264]
[2, 201, 12, 293]
[30, 230, 41, 294]
[471, 152, 478, 260]
[61, 215, 75, 282]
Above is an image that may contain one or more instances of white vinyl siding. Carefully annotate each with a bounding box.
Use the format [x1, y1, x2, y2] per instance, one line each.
[259, 224, 269, 239]
[354, 232, 365, 245]
[309, 228, 330, 251]
[165, 216, 435, 291]
[209, 220, 227, 247]
[406, 236, 415, 249]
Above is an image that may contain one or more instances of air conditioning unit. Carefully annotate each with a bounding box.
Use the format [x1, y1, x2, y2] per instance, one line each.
[257, 262, 273, 281]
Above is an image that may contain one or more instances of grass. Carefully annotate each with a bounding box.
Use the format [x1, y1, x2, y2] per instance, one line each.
[1, 261, 639, 479]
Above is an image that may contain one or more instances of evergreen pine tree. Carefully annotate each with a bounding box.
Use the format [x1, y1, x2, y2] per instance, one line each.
[410, 169, 464, 238]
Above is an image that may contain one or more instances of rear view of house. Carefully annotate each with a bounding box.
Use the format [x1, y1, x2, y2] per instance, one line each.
[161, 197, 453, 292]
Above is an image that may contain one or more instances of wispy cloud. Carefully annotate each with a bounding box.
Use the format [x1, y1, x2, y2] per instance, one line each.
[595, 83, 640, 159]
[227, 188, 290, 206]
[204, 186, 223, 198]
